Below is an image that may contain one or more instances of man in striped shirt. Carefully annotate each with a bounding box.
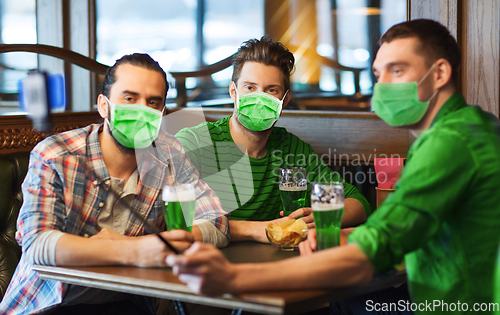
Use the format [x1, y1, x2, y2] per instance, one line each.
[1, 54, 228, 314]
[176, 37, 372, 243]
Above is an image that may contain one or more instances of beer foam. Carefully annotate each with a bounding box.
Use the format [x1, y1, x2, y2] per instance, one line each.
[279, 185, 307, 191]
[311, 203, 344, 211]
[163, 188, 195, 202]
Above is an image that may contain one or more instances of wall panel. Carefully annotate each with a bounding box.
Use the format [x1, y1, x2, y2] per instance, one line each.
[462, 0, 500, 116]
[409, 0, 440, 21]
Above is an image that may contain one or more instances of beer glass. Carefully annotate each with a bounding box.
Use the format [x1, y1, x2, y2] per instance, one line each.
[279, 167, 307, 216]
[162, 183, 196, 232]
[311, 182, 344, 250]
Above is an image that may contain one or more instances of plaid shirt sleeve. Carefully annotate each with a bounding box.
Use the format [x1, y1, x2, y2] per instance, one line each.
[16, 141, 71, 252]
[3, 127, 93, 315]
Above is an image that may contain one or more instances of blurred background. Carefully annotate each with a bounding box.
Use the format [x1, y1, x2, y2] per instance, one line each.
[0, 0, 406, 113]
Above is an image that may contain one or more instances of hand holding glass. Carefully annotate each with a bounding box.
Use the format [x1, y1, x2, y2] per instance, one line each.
[162, 183, 196, 232]
[311, 182, 344, 250]
[279, 167, 307, 216]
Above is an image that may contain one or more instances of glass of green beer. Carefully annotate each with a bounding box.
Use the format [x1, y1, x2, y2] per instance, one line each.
[279, 167, 308, 216]
[162, 183, 196, 232]
[311, 182, 344, 250]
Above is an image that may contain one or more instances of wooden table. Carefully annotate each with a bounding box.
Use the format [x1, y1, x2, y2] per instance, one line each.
[34, 242, 406, 315]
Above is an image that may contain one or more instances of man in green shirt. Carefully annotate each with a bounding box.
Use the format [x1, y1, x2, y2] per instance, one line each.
[176, 37, 371, 243]
[168, 19, 500, 314]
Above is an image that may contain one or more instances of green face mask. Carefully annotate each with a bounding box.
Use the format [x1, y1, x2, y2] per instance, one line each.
[235, 87, 288, 131]
[371, 65, 437, 127]
[105, 96, 164, 149]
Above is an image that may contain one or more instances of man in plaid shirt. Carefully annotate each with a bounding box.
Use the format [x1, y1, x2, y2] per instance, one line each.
[0, 54, 229, 314]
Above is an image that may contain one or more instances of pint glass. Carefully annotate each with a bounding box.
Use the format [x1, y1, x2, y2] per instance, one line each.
[279, 167, 307, 216]
[311, 182, 344, 250]
[162, 183, 196, 232]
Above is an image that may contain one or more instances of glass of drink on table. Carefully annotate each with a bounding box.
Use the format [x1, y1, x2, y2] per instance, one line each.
[311, 182, 344, 250]
[162, 183, 196, 232]
[279, 167, 307, 216]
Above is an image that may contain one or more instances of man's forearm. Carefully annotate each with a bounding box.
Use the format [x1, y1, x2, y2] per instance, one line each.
[342, 198, 367, 228]
[55, 234, 138, 266]
[54, 232, 172, 267]
[229, 220, 268, 242]
[231, 244, 374, 294]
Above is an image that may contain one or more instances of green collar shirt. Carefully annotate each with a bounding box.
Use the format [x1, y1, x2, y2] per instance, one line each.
[349, 93, 500, 314]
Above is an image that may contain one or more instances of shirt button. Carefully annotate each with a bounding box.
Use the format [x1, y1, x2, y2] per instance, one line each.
[93, 180, 98, 185]
[105, 179, 110, 185]
[99, 202, 104, 207]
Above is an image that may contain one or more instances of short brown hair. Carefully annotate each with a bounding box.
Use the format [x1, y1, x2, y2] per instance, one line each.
[381, 19, 461, 87]
[102, 53, 169, 102]
[231, 36, 295, 91]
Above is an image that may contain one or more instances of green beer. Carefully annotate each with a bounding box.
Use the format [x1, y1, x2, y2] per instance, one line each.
[279, 167, 307, 216]
[312, 204, 344, 250]
[163, 184, 196, 232]
[280, 186, 307, 216]
[311, 182, 344, 250]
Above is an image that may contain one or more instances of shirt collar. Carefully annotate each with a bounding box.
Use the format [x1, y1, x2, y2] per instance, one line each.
[430, 92, 467, 127]
[87, 124, 110, 185]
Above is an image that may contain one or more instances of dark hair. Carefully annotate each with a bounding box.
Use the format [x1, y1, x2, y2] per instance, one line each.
[231, 36, 295, 91]
[381, 19, 461, 87]
[102, 53, 169, 101]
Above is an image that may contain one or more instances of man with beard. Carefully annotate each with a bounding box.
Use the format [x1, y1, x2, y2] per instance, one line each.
[0, 53, 228, 315]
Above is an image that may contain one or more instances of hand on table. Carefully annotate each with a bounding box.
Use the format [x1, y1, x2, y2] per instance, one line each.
[166, 242, 237, 295]
[299, 228, 317, 255]
[160, 229, 196, 252]
[55, 228, 195, 267]
[281, 207, 315, 229]
[132, 229, 195, 267]
[90, 228, 194, 253]
[298, 228, 355, 256]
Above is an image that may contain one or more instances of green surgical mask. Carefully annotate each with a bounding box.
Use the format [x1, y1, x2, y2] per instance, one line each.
[371, 64, 438, 126]
[104, 96, 164, 149]
[235, 87, 288, 131]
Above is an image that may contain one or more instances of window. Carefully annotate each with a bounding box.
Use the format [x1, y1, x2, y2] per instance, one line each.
[0, 0, 407, 114]
[96, 0, 264, 106]
[0, 0, 36, 113]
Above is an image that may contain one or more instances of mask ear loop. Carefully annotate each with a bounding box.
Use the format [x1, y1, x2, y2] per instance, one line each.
[417, 63, 436, 86]
[417, 63, 440, 103]
[277, 90, 289, 115]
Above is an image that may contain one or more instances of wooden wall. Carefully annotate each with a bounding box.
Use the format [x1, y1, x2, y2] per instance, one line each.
[165, 108, 411, 165]
[410, 0, 500, 117]
[462, 0, 500, 116]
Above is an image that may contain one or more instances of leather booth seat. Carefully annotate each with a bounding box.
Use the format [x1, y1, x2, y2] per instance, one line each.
[0, 153, 29, 300]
